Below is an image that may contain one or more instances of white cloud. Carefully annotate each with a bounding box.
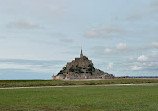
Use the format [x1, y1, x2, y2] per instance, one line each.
[152, 42, 158, 48]
[127, 52, 158, 72]
[104, 48, 112, 54]
[107, 62, 113, 70]
[116, 43, 127, 50]
[103, 43, 128, 55]
[151, 51, 158, 56]
[84, 28, 100, 38]
[137, 55, 148, 61]
[131, 65, 142, 71]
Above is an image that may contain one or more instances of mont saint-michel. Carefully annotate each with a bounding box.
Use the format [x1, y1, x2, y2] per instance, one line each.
[52, 49, 115, 80]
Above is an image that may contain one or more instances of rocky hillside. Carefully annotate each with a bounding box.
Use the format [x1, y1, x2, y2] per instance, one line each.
[53, 55, 114, 80]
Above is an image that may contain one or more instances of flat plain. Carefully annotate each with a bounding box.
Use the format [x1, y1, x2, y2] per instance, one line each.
[1, 79, 158, 88]
[0, 84, 158, 111]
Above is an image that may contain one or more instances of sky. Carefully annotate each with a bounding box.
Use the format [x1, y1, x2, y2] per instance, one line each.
[0, 0, 158, 80]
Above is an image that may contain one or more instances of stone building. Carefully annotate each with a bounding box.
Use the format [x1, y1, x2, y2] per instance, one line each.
[52, 49, 115, 80]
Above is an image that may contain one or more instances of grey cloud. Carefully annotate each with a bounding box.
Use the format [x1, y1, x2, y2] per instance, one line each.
[139, 42, 158, 51]
[150, 0, 158, 9]
[126, 12, 145, 21]
[0, 0, 69, 19]
[126, 1, 158, 21]
[84, 25, 126, 39]
[7, 20, 42, 29]
[60, 38, 74, 43]
[49, 33, 74, 44]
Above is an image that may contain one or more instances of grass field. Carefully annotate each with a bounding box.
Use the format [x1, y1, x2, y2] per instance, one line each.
[0, 79, 158, 88]
[0, 85, 158, 111]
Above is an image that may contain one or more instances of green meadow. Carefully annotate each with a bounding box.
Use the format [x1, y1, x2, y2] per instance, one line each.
[0, 85, 158, 111]
[0, 79, 158, 88]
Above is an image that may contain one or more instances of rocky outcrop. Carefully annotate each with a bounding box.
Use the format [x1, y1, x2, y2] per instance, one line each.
[52, 50, 115, 80]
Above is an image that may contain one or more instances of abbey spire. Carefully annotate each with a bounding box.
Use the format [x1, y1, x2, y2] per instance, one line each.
[80, 48, 83, 58]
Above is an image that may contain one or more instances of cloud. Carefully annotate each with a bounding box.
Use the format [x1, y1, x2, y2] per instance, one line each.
[131, 65, 142, 71]
[104, 43, 128, 54]
[7, 20, 42, 29]
[104, 48, 112, 54]
[126, 0, 158, 21]
[60, 38, 74, 43]
[103, 42, 158, 55]
[152, 42, 158, 48]
[137, 55, 148, 62]
[107, 62, 113, 70]
[0, 59, 66, 74]
[0, 62, 53, 73]
[127, 52, 158, 71]
[126, 11, 146, 21]
[139, 42, 158, 52]
[84, 25, 125, 38]
[84, 29, 100, 38]
[151, 51, 158, 56]
[116, 43, 127, 50]
[0, 0, 69, 19]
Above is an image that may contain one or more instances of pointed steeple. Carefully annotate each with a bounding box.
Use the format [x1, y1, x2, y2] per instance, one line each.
[80, 48, 83, 58]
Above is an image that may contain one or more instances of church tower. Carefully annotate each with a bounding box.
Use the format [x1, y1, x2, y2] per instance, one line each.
[80, 48, 83, 58]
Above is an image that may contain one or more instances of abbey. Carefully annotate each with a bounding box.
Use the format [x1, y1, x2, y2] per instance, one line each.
[52, 49, 115, 80]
